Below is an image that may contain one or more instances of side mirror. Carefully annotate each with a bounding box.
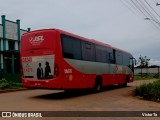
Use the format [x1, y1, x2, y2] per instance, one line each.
[130, 57, 137, 65]
[134, 58, 137, 65]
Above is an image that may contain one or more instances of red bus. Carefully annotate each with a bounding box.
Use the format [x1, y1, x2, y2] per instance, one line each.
[20, 28, 135, 92]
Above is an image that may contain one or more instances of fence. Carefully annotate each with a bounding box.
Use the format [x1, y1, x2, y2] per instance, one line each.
[134, 67, 160, 78]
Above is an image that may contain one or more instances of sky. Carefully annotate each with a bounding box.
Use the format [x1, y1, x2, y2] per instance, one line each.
[0, 0, 160, 66]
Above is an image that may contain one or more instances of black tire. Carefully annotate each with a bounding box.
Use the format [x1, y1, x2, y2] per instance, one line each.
[120, 81, 127, 87]
[94, 76, 102, 93]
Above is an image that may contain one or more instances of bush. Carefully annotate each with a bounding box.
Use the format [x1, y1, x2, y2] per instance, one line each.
[135, 80, 160, 101]
[0, 79, 10, 89]
[9, 82, 23, 89]
[0, 78, 23, 90]
[2, 74, 21, 83]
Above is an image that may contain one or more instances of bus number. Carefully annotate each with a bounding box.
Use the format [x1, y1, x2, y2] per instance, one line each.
[64, 69, 72, 74]
[22, 57, 32, 63]
[24, 68, 32, 72]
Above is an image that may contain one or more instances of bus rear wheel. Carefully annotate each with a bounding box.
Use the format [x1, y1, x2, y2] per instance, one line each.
[94, 76, 102, 93]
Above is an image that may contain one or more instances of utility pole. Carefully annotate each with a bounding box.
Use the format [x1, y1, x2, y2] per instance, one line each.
[156, 2, 160, 6]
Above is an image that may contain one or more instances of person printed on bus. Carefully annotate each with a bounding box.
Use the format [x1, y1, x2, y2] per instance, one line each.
[45, 61, 51, 79]
[37, 63, 44, 79]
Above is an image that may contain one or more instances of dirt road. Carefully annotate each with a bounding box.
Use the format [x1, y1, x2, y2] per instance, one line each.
[0, 79, 159, 120]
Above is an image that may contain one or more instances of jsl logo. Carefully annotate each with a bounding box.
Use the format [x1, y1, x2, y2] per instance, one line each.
[29, 36, 44, 45]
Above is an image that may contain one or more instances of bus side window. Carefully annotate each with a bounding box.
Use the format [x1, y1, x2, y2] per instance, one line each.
[82, 42, 96, 61]
[95, 45, 107, 63]
[61, 34, 82, 60]
[61, 35, 74, 59]
[107, 48, 115, 64]
[63, 53, 74, 59]
[115, 51, 123, 65]
[109, 53, 113, 63]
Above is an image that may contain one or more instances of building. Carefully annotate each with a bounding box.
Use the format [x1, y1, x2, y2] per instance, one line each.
[0, 15, 30, 74]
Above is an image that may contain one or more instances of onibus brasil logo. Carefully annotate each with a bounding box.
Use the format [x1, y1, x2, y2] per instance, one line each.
[1, 112, 42, 118]
[29, 36, 44, 45]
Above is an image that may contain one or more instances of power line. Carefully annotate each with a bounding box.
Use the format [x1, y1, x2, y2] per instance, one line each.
[130, 0, 160, 30]
[139, 0, 160, 29]
[120, 0, 160, 30]
[136, 0, 160, 29]
[136, 0, 156, 21]
[126, 0, 144, 17]
[144, 0, 160, 18]
[120, 0, 140, 18]
[130, 0, 148, 17]
[138, 0, 160, 23]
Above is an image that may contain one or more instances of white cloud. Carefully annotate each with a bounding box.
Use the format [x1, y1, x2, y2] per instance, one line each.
[150, 59, 160, 66]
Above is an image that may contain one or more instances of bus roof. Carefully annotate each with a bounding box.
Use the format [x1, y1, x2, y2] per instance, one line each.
[23, 28, 132, 55]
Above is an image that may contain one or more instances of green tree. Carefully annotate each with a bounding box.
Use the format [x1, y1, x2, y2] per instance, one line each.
[138, 55, 150, 77]
[139, 55, 150, 68]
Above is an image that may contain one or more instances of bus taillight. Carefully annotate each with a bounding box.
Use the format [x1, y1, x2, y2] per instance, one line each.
[54, 64, 59, 77]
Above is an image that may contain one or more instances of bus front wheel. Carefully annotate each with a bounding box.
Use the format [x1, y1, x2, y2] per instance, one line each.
[118, 76, 129, 87]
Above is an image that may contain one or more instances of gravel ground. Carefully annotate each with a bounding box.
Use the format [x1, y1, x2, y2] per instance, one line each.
[0, 79, 159, 120]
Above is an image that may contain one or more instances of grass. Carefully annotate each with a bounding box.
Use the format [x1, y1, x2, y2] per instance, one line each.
[0, 79, 23, 90]
[134, 80, 160, 102]
[0, 74, 23, 90]
[134, 74, 156, 80]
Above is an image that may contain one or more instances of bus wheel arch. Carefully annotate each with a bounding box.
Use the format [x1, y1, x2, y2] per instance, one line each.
[124, 75, 130, 86]
[94, 75, 102, 93]
[119, 75, 129, 87]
